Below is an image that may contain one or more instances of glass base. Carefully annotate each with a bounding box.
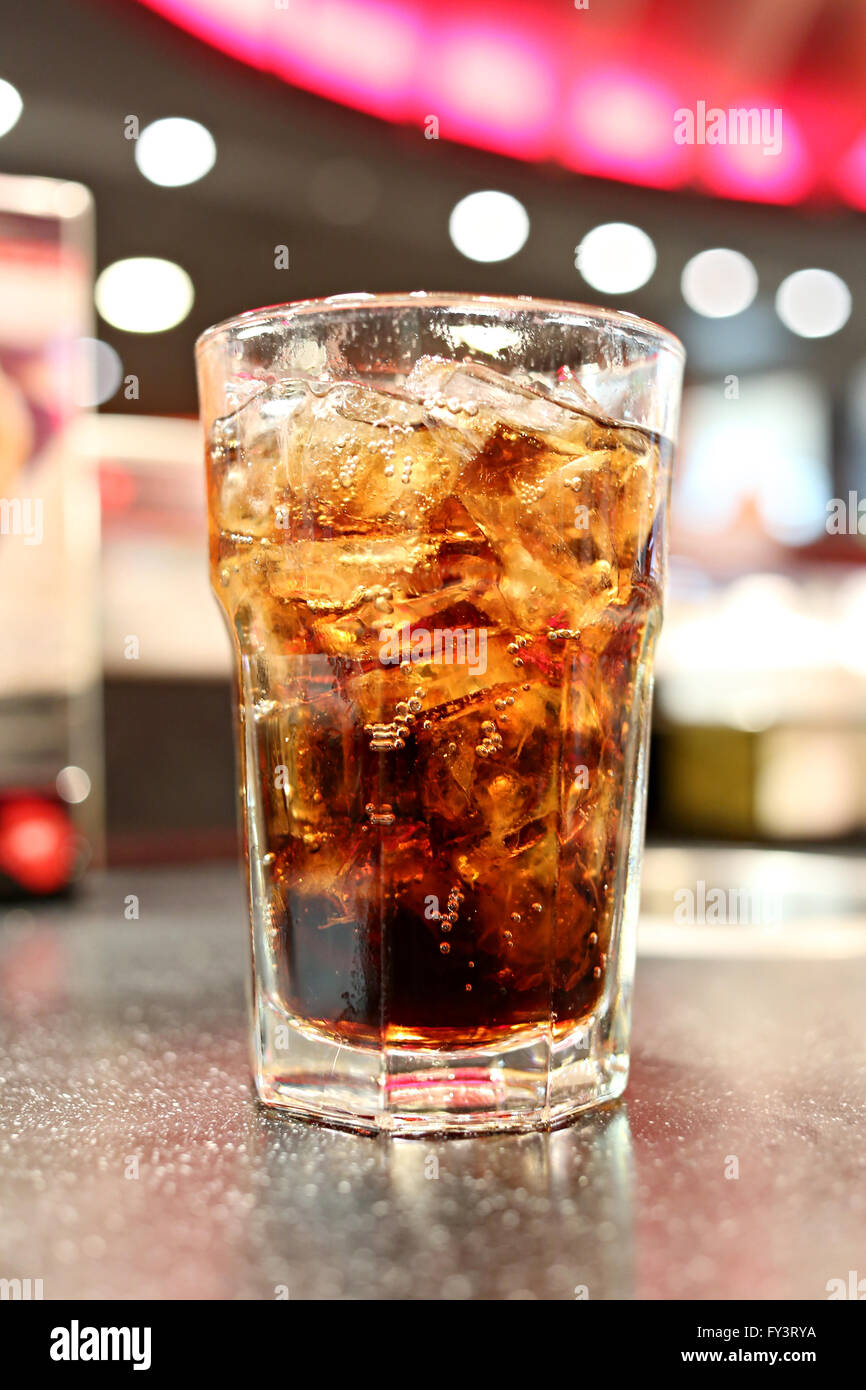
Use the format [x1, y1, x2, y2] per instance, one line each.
[254, 999, 629, 1136]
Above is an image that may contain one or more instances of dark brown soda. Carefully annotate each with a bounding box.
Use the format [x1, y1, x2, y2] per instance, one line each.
[210, 381, 667, 1051]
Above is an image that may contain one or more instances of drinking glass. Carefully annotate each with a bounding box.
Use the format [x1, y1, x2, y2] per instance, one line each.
[196, 292, 684, 1135]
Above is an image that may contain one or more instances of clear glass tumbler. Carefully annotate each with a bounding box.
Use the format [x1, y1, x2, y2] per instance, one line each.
[196, 293, 684, 1135]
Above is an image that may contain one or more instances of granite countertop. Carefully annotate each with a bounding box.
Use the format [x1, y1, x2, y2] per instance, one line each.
[1, 855, 864, 1301]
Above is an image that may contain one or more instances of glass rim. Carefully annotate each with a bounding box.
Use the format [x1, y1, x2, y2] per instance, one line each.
[195, 290, 685, 362]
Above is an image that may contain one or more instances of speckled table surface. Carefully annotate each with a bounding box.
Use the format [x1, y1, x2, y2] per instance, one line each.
[0, 860, 864, 1301]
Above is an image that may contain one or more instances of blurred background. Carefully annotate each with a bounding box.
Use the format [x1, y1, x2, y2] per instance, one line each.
[1, 0, 865, 897]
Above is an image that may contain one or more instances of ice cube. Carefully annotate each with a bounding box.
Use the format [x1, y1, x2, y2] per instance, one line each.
[416, 676, 559, 847]
[405, 356, 597, 459]
[452, 434, 619, 631]
[532, 365, 611, 420]
[208, 379, 310, 539]
[401, 361, 662, 630]
[288, 379, 456, 535]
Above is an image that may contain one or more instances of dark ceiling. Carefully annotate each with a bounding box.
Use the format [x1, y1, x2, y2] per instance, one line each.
[0, 0, 864, 415]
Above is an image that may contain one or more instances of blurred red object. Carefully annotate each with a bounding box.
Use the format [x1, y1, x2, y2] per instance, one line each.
[0, 794, 77, 896]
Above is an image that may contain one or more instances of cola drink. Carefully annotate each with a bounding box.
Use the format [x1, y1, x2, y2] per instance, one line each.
[198, 295, 682, 1134]
[209, 359, 667, 1042]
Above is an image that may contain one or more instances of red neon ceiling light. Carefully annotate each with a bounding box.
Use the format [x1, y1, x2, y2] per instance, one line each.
[561, 70, 691, 191]
[133, 0, 866, 208]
